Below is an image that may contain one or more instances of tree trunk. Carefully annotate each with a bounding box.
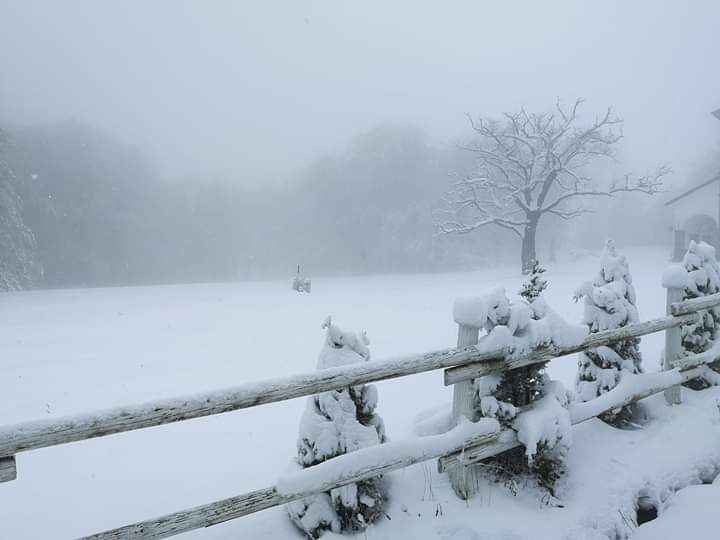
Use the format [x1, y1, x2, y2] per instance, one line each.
[520, 219, 538, 274]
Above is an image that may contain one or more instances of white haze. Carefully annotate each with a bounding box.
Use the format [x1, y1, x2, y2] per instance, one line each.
[2, 0, 719, 181]
[1, 1, 720, 289]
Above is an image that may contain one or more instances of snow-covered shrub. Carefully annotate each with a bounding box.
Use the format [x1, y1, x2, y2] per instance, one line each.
[456, 273, 580, 494]
[512, 380, 573, 492]
[505, 260, 551, 424]
[286, 317, 387, 538]
[664, 241, 720, 389]
[574, 239, 643, 425]
[293, 275, 312, 293]
[520, 259, 548, 302]
[483, 260, 550, 423]
[292, 265, 312, 293]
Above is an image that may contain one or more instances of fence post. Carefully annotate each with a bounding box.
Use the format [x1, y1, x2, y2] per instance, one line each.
[448, 323, 480, 499]
[664, 285, 683, 405]
[672, 228, 686, 262]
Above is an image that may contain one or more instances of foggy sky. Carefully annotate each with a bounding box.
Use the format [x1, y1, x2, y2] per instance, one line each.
[2, 1, 719, 182]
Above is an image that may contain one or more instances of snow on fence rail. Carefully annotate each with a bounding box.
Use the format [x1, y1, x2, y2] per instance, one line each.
[0, 310, 702, 460]
[439, 359, 711, 473]
[0, 345, 515, 458]
[83, 351, 717, 540]
[2, 290, 720, 539]
[82, 421, 503, 540]
[443, 311, 699, 386]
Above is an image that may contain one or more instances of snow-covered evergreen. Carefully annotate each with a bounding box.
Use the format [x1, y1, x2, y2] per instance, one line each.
[520, 259, 548, 302]
[484, 260, 550, 423]
[0, 130, 37, 290]
[462, 275, 574, 494]
[286, 317, 387, 538]
[574, 239, 642, 424]
[292, 264, 312, 293]
[665, 241, 720, 389]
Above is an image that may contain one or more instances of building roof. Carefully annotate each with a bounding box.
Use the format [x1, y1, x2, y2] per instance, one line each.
[665, 173, 720, 207]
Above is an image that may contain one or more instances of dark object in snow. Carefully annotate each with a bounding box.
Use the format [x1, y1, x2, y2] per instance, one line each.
[636, 496, 658, 525]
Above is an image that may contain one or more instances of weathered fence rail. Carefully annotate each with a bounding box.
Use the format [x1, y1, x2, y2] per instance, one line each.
[0, 345, 500, 458]
[85, 352, 716, 540]
[83, 423, 502, 540]
[2, 290, 719, 539]
[0, 310, 702, 461]
[443, 311, 699, 385]
[439, 361, 709, 473]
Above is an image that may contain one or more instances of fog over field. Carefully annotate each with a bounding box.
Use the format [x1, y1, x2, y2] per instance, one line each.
[1, 1, 720, 287]
[2, 2, 719, 180]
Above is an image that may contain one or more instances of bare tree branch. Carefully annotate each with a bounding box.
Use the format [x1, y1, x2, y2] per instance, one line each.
[435, 99, 671, 272]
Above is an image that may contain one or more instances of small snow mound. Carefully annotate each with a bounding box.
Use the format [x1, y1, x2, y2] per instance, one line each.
[412, 404, 453, 437]
[317, 316, 370, 368]
[460, 289, 587, 360]
[284, 459, 341, 535]
[478, 300, 587, 360]
[662, 263, 689, 289]
[453, 288, 508, 328]
[513, 380, 572, 462]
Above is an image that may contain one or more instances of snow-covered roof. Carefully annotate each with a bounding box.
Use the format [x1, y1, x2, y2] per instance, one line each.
[665, 173, 720, 207]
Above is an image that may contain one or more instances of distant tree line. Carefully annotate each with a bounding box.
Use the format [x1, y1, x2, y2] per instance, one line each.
[0, 118, 673, 291]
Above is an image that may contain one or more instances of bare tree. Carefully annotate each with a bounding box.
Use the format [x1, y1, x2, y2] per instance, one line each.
[435, 99, 670, 273]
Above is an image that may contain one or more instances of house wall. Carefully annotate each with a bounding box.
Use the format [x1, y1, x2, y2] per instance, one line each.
[668, 184, 720, 260]
[671, 186, 718, 229]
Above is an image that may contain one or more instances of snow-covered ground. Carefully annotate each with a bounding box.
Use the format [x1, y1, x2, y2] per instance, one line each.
[0, 246, 717, 539]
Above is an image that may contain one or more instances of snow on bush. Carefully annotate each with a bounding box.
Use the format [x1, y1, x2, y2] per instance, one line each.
[665, 240, 720, 389]
[453, 266, 584, 493]
[452, 294, 586, 360]
[292, 265, 312, 293]
[520, 259, 548, 302]
[514, 380, 572, 463]
[574, 239, 643, 425]
[285, 317, 387, 538]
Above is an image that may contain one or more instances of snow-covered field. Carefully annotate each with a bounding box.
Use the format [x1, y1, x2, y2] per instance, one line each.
[1, 246, 718, 539]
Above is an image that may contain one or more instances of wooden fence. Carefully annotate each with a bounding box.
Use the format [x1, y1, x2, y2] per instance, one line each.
[2, 286, 720, 539]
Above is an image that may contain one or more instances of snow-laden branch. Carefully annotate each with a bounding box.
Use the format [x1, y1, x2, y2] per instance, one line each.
[434, 171, 529, 238]
[540, 164, 670, 214]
